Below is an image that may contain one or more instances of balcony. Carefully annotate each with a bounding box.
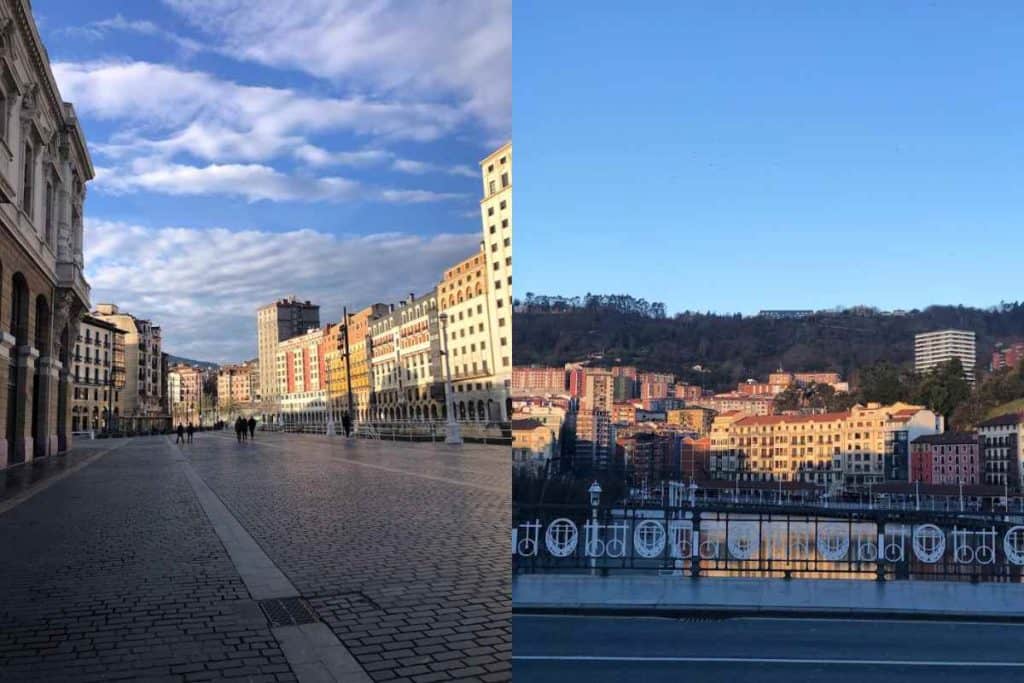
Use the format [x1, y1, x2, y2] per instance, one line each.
[56, 261, 90, 309]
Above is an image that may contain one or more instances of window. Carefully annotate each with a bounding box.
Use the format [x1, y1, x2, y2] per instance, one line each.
[22, 143, 33, 215]
[501, 172, 509, 188]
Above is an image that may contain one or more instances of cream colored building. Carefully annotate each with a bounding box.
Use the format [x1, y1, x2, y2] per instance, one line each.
[217, 360, 259, 418]
[370, 291, 444, 421]
[438, 248, 507, 422]
[70, 315, 124, 433]
[709, 402, 940, 490]
[479, 142, 512, 412]
[91, 304, 165, 426]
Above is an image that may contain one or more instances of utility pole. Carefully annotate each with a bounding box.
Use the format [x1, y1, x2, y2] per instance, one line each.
[342, 307, 354, 420]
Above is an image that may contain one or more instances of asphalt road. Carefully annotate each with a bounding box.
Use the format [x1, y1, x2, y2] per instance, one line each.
[513, 614, 1024, 682]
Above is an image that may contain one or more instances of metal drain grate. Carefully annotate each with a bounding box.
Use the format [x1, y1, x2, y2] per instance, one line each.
[258, 597, 319, 627]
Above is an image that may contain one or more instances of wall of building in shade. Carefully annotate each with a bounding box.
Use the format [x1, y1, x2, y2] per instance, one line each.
[0, 0, 94, 468]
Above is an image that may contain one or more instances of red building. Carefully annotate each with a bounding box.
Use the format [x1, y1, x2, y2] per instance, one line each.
[511, 366, 566, 395]
[992, 342, 1024, 371]
[910, 432, 980, 485]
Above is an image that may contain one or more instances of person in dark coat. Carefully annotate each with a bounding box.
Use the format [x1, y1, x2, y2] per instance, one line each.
[176, 423, 185, 444]
[235, 417, 244, 443]
[247, 417, 256, 439]
[186, 422, 195, 443]
[341, 412, 352, 438]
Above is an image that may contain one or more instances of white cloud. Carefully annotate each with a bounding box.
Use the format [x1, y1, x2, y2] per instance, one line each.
[66, 14, 204, 55]
[393, 159, 477, 178]
[93, 158, 464, 204]
[84, 218, 480, 361]
[161, 0, 511, 134]
[53, 60, 465, 158]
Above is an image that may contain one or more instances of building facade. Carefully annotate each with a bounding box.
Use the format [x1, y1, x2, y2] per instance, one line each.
[0, 1, 94, 467]
[217, 359, 259, 418]
[910, 433, 980, 486]
[275, 327, 327, 425]
[709, 402, 940, 490]
[992, 342, 1024, 372]
[91, 304, 165, 429]
[256, 296, 319, 420]
[479, 143, 512, 416]
[438, 248, 508, 422]
[511, 366, 566, 396]
[914, 329, 976, 382]
[370, 292, 445, 421]
[70, 314, 123, 433]
[978, 413, 1023, 491]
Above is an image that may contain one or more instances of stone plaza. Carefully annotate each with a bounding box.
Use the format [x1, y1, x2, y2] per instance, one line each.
[0, 433, 510, 682]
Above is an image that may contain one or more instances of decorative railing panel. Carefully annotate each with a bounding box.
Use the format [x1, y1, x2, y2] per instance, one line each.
[513, 504, 1024, 582]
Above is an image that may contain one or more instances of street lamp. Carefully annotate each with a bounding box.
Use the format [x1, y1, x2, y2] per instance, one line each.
[588, 481, 602, 576]
[437, 312, 462, 445]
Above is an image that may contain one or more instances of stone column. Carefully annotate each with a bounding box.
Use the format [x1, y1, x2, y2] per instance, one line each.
[58, 368, 72, 452]
[13, 345, 40, 463]
[0, 332, 16, 468]
[36, 356, 62, 457]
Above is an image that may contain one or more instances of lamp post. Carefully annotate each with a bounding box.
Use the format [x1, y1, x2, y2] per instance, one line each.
[588, 481, 602, 576]
[959, 477, 964, 513]
[437, 312, 462, 445]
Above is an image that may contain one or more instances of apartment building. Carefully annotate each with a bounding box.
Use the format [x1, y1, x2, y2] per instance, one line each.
[256, 297, 320, 419]
[91, 304, 165, 427]
[914, 329, 976, 382]
[709, 402, 940, 490]
[978, 413, 1024, 491]
[70, 315, 124, 433]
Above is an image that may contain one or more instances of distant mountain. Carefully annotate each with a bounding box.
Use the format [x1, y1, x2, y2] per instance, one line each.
[165, 354, 220, 371]
[513, 299, 1024, 391]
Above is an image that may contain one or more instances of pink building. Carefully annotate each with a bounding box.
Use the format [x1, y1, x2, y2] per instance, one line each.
[910, 433, 980, 485]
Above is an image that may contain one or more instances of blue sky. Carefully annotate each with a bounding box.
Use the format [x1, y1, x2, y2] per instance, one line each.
[515, 1, 1024, 315]
[34, 0, 509, 361]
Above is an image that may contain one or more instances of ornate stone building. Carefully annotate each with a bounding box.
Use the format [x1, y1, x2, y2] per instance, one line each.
[0, 1, 93, 467]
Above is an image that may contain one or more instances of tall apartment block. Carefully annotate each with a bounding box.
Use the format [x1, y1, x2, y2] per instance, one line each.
[914, 329, 976, 382]
[257, 297, 320, 419]
[480, 143, 512, 413]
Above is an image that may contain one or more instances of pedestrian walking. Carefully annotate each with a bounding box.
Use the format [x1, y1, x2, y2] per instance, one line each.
[235, 417, 244, 443]
[186, 422, 195, 443]
[175, 423, 185, 444]
[247, 417, 256, 439]
[341, 412, 352, 438]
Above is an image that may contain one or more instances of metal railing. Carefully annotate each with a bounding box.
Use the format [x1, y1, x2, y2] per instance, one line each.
[513, 502, 1024, 583]
[262, 419, 511, 445]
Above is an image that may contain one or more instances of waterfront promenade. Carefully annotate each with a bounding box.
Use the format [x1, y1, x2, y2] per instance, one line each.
[0, 433, 510, 682]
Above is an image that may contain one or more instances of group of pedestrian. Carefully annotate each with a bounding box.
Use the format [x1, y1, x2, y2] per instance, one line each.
[175, 423, 195, 444]
[235, 416, 256, 443]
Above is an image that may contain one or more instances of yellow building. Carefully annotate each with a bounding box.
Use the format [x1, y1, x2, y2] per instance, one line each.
[709, 402, 941, 490]
[666, 407, 715, 437]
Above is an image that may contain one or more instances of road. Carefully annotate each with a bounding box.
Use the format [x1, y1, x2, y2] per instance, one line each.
[513, 613, 1024, 682]
[0, 432, 510, 682]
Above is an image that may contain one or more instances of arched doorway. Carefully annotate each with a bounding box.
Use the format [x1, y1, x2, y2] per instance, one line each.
[7, 274, 29, 463]
[32, 294, 50, 459]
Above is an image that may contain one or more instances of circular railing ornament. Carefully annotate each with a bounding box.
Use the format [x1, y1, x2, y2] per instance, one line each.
[1004, 526, 1024, 566]
[634, 520, 667, 558]
[727, 522, 760, 560]
[817, 523, 850, 561]
[912, 524, 946, 564]
[544, 518, 579, 557]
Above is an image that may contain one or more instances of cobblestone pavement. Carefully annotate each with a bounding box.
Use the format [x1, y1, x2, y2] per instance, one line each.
[187, 432, 511, 682]
[0, 432, 510, 682]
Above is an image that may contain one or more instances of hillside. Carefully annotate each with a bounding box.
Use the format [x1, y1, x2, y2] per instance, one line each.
[513, 300, 1024, 391]
[165, 354, 220, 371]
